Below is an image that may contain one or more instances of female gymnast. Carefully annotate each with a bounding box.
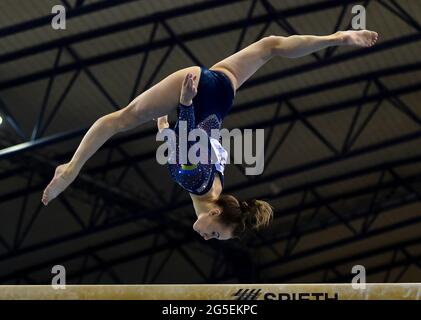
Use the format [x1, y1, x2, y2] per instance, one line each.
[42, 30, 378, 240]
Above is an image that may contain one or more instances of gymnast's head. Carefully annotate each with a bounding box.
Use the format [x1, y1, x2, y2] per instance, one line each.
[192, 194, 273, 240]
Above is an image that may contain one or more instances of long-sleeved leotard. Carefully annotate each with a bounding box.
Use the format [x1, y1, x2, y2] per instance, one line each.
[162, 67, 235, 195]
[163, 102, 227, 195]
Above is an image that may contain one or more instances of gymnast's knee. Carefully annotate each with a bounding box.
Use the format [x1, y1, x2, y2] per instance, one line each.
[259, 35, 286, 58]
[111, 104, 147, 132]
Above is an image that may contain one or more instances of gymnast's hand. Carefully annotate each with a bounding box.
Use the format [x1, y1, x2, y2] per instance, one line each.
[157, 115, 169, 133]
[180, 72, 197, 106]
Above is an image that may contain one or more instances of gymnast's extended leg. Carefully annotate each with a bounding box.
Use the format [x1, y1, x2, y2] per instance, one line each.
[42, 66, 201, 205]
[209, 30, 378, 91]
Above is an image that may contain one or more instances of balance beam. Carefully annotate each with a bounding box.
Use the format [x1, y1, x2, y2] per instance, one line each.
[0, 284, 420, 300]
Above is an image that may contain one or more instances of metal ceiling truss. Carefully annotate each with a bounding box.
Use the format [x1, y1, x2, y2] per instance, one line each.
[0, 0, 420, 283]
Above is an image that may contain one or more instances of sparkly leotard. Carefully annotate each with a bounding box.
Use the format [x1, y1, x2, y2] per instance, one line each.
[164, 67, 235, 195]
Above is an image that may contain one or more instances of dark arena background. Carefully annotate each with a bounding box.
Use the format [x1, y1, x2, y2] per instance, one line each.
[0, 0, 420, 287]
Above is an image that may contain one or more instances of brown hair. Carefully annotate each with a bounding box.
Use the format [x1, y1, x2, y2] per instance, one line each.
[216, 194, 274, 238]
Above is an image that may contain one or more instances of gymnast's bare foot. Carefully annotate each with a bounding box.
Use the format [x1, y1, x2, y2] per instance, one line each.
[337, 30, 378, 47]
[42, 163, 77, 206]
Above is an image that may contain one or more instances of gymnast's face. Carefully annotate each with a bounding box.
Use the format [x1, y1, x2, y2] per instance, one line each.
[193, 209, 234, 241]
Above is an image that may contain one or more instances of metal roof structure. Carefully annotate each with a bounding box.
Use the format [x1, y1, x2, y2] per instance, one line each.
[0, 0, 420, 284]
